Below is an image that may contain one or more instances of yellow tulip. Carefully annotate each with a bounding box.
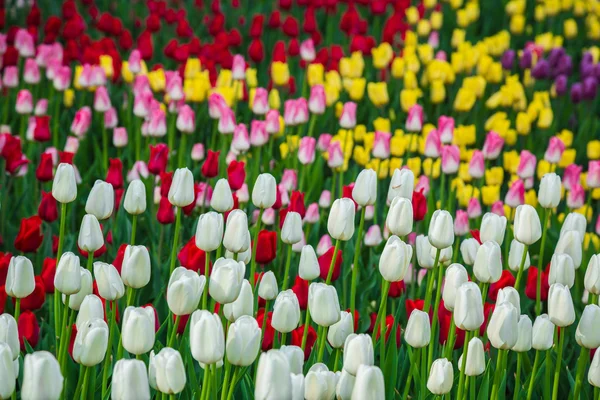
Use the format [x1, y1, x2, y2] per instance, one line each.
[485, 167, 505, 186]
[390, 136, 406, 157]
[389, 158, 403, 175]
[63, 89, 75, 108]
[407, 157, 422, 177]
[99, 55, 114, 79]
[307, 63, 324, 86]
[405, 53, 421, 73]
[324, 84, 340, 107]
[557, 129, 573, 147]
[269, 89, 281, 110]
[430, 80, 446, 104]
[325, 70, 342, 91]
[73, 65, 83, 90]
[587, 140, 600, 159]
[372, 43, 394, 69]
[354, 125, 368, 142]
[391, 57, 405, 78]
[417, 20, 431, 37]
[148, 69, 166, 92]
[373, 118, 391, 133]
[424, 0, 437, 8]
[271, 62, 290, 86]
[121, 62, 134, 83]
[406, 7, 420, 24]
[450, 0, 463, 9]
[400, 89, 419, 112]
[423, 158, 441, 179]
[452, 29, 466, 48]
[516, 112, 531, 135]
[503, 150, 520, 174]
[246, 68, 258, 88]
[457, 10, 469, 28]
[367, 82, 389, 106]
[558, 149, 576, 168]
[280, 142, 290, 159]
[584, 233, 600, 252]
[537, 160, 552, 179]
[510, 15, 525, 34]
[216, 69, 232, 88]
[564, 19, 578, 39]
[537, 108, 553, 129]
[431, 11, 443, 29]
[185, 58, 201, 79]
[453, 125, 476, 146]
[535, 5, 546, 21]
[346, 78, 366, 101]
[481, 185, 501, 206]
[453, 88, 476, 112]
[525, 190, 538, 207]
[417, 44, 434, 64]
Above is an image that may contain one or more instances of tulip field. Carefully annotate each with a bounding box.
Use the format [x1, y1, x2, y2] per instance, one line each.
[2, 0, 600, 399]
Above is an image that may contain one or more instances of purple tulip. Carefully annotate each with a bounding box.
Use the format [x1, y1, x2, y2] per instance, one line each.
[571, 82, 583, 104]
[519, 49, 532, 69]
[555, 75, 568, 96]
[581, 61, 595, 79]
[583, 76, 598, 100]
[531, 59, 550, 79]
[501, 50, 515, 70]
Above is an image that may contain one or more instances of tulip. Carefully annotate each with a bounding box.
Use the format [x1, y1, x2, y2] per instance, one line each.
[112, 359, 150, 400]
[223, 279, 254, 322]
[122, 306, 156, 355]
[281, 212, 303, 244]
[512, 315, 533, 352]
[0, 314, 19, 360]
[549, 253, 575, 288]
[149, 348, 186, 394]
[190, 310, 225, 365]
[21, 351, 64, 400]
[223, 209, 251, 254]
[560, 213, 586, 240]
[512, 205, 541, 247]
[272, 290, 301, 333]
[327, 198, 356, 241]
[428, 210, 454, 249]
[589, 349, 600, 387]
[168, 168, 195, 208]
[364, 225, 383, 247]
[378, 235, 412, 282]
[93, 262, 125, 301]
[548, 283, 575, 327]
[63, 268, 93, 311]
[167, 267, 205, 316]
[121, 245, 151, 290]
[124, 180, 147, 216]
[538, 172, 562, 208]
[76, 295, 104, 330]
[280, 345, 304, 375]
[386, 197, 413, 237]
[343, 334, 374, 376]
[85, 180, 115, 220]
[0, 342, 15, 399]
[6, 255, 35, 299]
[406, 105, 424, 132]
[487, 301, 519, 350]
[72, 318, 109, 366]
[348, 365, 383, 400]
[258, 271, 279, 301]
[454, 282, 484, 331]
[459, 238, 479, 266]
[427, 358, 454, 395]
[336, 369, 356, 400]
[508, 240, 530, 273]
[308, 283, 341, 328]
[497, 287, 521, 315]
[576, 305, 600, 348]
[304, 363, 338, 400]
[405, 310, 431, 348]
[226, 315, 261, 366]
[555, 230, 582, 268]
[252, 174, 277, 209]
[387, 168, 414, 202]
[416, 235, 435, 269]
[479, 213, 507, 245]
[442, 263, 468, 311]
[352, 169, 377, 206]
[339, 102, 357, 129]
[52, 163, 77, 203]
[77, 214, 104, 254]
[209, 258, 245, 304]
[585, 255, 600, 295]
[255, 350, 292, 400]
[195, 212, 224, 252]
[531, 314, 554, 351]
[299, 245, 321, 281]
[458, 337, 485, 376]
[473, 241, 502, 284]
[327, 311, 353, 349]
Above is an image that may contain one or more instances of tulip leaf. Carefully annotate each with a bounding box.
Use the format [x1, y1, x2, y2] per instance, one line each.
[476, 359, 492, 400]
[383, 320, 399, 399]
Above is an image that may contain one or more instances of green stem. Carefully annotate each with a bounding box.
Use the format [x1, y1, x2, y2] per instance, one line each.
[202, 252, 211, 309]
[428, 259, 446, 368]
[514, 352, 523, 400]
[80, 366, 91, 400]
[226, 367, 240, 400]
[101, 301, 117, 400]
[130, 215, 137, 245]
[372, 280, 391, 360]
[168, 315, 180, 347]
[545, 348, 552, 399]
[86, 253, 93, 272]
[317, 326, 329, 362]
[332, 348, 341, 372]
[514, 244, 529, 292]
[491, 349, 506, 399]
[221, 361, 231, 400]
[199, 365, 210, 400]
[552, 327, 566, 400]
[14, 298, 21, 327]
[280, 332, 287, 348]
[445, 315, 456, 360]
[58, 295, 70, 369]
[527, 350, 541, 400]
[325, 239, 341, 285]
[537, 208, 551, 315]
[281, 245, 293, 291]
[169, 207, 182, 276]
[423, 248, 441, 313]
[573, 347, 588, 400]
[55, 203, 68, 337]
[350, 208, 366, 318]
[457, 330, 471, 399]
[301, 308, 311, 351]
[401, 348, 417, 400]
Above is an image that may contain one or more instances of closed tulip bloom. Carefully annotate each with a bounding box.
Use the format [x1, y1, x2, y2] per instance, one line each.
[454, 282, 484, 331]
[52, 163, 77, 203]
[6, 256, 35, 298]
[512, 315, 533, 352]
[532, 314, 554, 351]
[53, 252, 81, 295]
[223, 210, 251, 253]
[0, 314, 19, 361]
[211, 179, 234, 213]
[555, 231, 582, 268]
[379, 235, 412, 282]
[304, 364, 338, 400]
[167, 267, 205, 315]
[434, 245, 453, 265]
[590, 348, 600, 387]
[168, 168, 194, 207]
[328, 311, 354, 348]
[336, 370, 356, 400]
[352, 169, 377, 206]
[226, 315, 261, 366]
[195, 212, 224, 252]
[473, 241, 502, 283]
[327, 199, 356, 241]
[72, 318, 109, 366]
[560, 213, 587, 241]
[309, 283, 341, 327]
[21, 351, 63, 400]
[299, 245, 320, 281]
[0, 342, 15, 399]
[427, 358, 454, 395]
[364, 225, 383, 247]
[428, 210, 454, 249]
[209, 258, 245, 304]
[513, 205, 542, 245]
[487, 301, 519, 349]
[549, 253, 575, 288]
[190, 310, 225, 365]
[405, 310, 431, 348]
[122, 306, 155, 355]
[479, 213, 507, 245]
[124, 180, 147, 215]
[350, 365, 384, 400]
[548, 283, 576, 327]
[63, 268, 92, 310]
[149, 348, 186, 394]
[85, 180, 114, 220]
[387, 168, 414, 202]
[508, 240, 530, 272]
[585, 255, 600, 295]
[252, 174, 277, 209]
[343, 334, 374, 376]
[416, 235, 435, 269]
[442, 263, 468, 311]
[576, 305, 600, 348]
[77, 214, 104, 253]
[497, 287, 521, 315]
[281, 212, 303, 245]
[272, 290, 301, 333]
[258, 271, 279, 300]
[458, 337, 485, 376]
[121, 245, 151, 289]
[255, 350, 292, 400]
[291, 374, 305, 400]
[76, 295, 105, 331]
[280, 346, 305, 375]
[460, 238, 479, 266]
[224, 280, 254, 322]
[112, 359, 150, 400]
[386, 197, 413, 237]
[94, 262, 125, 301]
[538, 173, 562, 208]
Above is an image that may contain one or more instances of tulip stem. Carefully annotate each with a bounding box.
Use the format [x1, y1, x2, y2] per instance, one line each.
[514, 244, 529, 293]
[168, 315, 180, 347]
[316, 326, 329, 363]
[544, 348, 552, 399]
[169, 207, 183, 276]
[490, 349, 507, 399]
[130, 215, 137, 245]
[428, 260, 446, 369]
[514, 352, 523, 400]
[126, 286, 135, 308]
[537, 208, 551, 315]
[300, 308, 311, 351]
[445, 315, 456, 359]
[221, 361, 231, 400]
[226, 367, 240, 400]
[373, 280, 391, 365]
[86, 253, 93, 272]
[14, 298, 21, 327]
[102, 119, 108, 172]
[80, 366, 91, 400]
[101, 301, 117, 400]
[249, 208, 263, 288]
[573, 348, 589, 400]
[423, 248, 441, 313]
[57, 295, 70, 368]
[552, 327, 566, 400]
[55, 202, 68, 338]
[280, 332, 287, 348]
[199, 365, 210, 400]
[527, 350, 541, 400]
[350, 207, 366, 319]
[325, 239, 340, 285]
[457, 330, 471, 399]
[333, 348, 341, 371]
[402, 347, 417, 400]
[420, 346, 427, 396]
[178, 132, 187, 168]
[282, 245, 293, 291]
[202, 251, 211, 309]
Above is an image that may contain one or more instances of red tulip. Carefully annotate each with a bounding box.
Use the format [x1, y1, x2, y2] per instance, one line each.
[59, 151, 75, 164]
[148, 144, 169, 175]
[0, 252, 11, 286]
[19, 276, 46, 311]
[388, 280, 406, 298]
[373, 315, 402, 347]
[250, 14, 264, 37]
[288, 191, 306, 219]
[438, 301, 465, 349]
[173, 313, 190, 334]
[112, 244, 128, 274]
[14, 216, 44, 253]
[18, 311, 40, 351]
[38, 191, 58, 223]
[202, 150, 220, 179]
[268, 10, 281, 28]
[33, 116, 51, 142]
[106, 158, 124, 189]
[272, 41, 287, 63]
[157, 196, 175, 224]
[525, 266, 550, 302]
[256, 308, 274, 351]
[412, 189, 427, 221]
[68, 324, 77, 360]
[405, 299, 430, 317]
[40, 258, 56, 293]
[488, 270, 515, 302]
[248, 39, 264, 63]
[0, 286, 6, 314]
[318, 247, 343, 282]
[227, 160, 246, 191]
[470, 229, 482, 244]
[291, 324, 317, 360]
[160, 171, 174, 197]
[178, 237, 211, 274]
[35, 152, 54, 182]
[137, 30, 154, 60]
[255, 230, 277, 265]
[342, 184, 358, 210]
[291, 276, 309, 310]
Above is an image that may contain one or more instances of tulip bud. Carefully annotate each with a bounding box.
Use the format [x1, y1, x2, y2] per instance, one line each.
[585, 255, 600, 295]
[226, 315, 261, 366]
[124, 180, 147, 215]
[21, 351, 64, 400]
[405, 310, 431, 348]
[538, 173, 562, 208]
[281, 212, 303, 245]
[496, 286, 520, 314]
[336, 370, 356, 400]
[77, 214, 104, 253]
[255, 350, 292, 400]
[190, 310, 225, 365]
[72, 318, 109, 366]
[258, 271, 279, 301]
[63, 268, 92, 310]
[459, 238, 479, 266]
[328, 311, 354, 348]
[352, 169, 377, 206]
[52, 163, 77, 203]
[224, 280, 254, 322]
[272, 290, 301, 333]
[513, 204, 542, 245]
[343, 334, 374, 375]
[121, 245, 151, 289]
[0, 342, 15, 399]
[416, 235, 435, 269]
[304, 363, 338, 400]
[85, 180, 114, 220]
[576, 305, 600, 349]
[508, 240, 530, 273]
[458, 337, 485, 376]
[511, 315, 533, 352]
[428, 210, 454, 249]
[548, 283, 575, 327]
[387, 168, 414, 203]
[560, 213, 586, 241]
[442, 263, 468, 311]
[299, 245, 320, 281]
[532, 314, 554, 351]
[54, 252, 81, 295]
[350, 365, 384, 400]
[435, 245, 453, 265]
[590, 347, 600, 387]
[0, 314, 19, 361]
[93, 262, 125, 301]
[280, 345, 304, 375]
[549, 253, 575, 288]
[555, 231, 582, 268]
[379, 236, 412, 282]
[211, 179, 234, 213]
[253, 174, 277, 209]
[149, 348, 186, 394]
[308, 283, 341, 327]
[76, 294, 104, 331]
[427, 358, 454, 395]
[168, 168, 194, 208]
[209, 258, 245, 304]
[122, 306, 156, 355]
[167, 267, 205, 316]
[112, 359, 150, 400]
[386, 197, 413, 237]
[454, 282, 484, 331]
[6, 256, 35, 298]
[223, 210, 251, 254]
[195, 212, 224, 252]
[327, 199, 356, 241]
[473, 241, 502, 283]
[479, 213, 507, 245]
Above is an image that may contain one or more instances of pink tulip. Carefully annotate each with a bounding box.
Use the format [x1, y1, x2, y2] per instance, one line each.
[298, 137, 317, 165]
[191, 143, 205, 161]
[281, 169, 298, 191]
[36, 43, 63, 68]
[133, 75, 151, 97]
[128, 49, 142, 74]
[77, 64, 93, 88]
[505, 179, 525, 208]
[25, 117, 36, 141]
[166, 74, 184, 101]
[232, 54, 246, 80]
[208, 92, 227, 119]
[319, 190, 331, 208]
[64, 136, 80, 154]
[196, 182, 213, 207]
[147, 108, 167, 137]
[372, 131, 391, 159]
[252, 88, 269, 115]
[94, 86, 112, 113]
[15, 89, 33, 114]
[71, 107, 92, 137]
[226, 151, 237, 165]
[294, 98, 309, 124]
[127, 161, 150, 181]
[44, 147, 59, 166]
[308, 85, 326, 115]
[91, 66, 106, 87]
[364, 225, 383, 247]
[563, 164, 582, 191]
[299, 38, 316, 62]
[237, 183, 249, 203]
[262, 208, 276, 225]
[327, 141, 345, 168]
[454, 210, 470, 236]
[3, 66, 19, 88]
[596, 215, 600, 235]
[524, 177, 534, 190]
[232, 123, 251, 153]
[284, 99, 297, 126]
[176, 104, 195, 133]
[278, 184, 290, 207]
[15, 29, 35, 58]
[218, 107, 236, 134]
[467, 197, 482, 219]
[424, 130, 441, 158]
[482, 131, 504, 160]
[339, 102, 357, 129]
[250, 120, 269, 147]
[34, 99, 48, 116]
[517, 150, 536, 179]
[438, 116, 454, 144]
[428, 31, 440, 49]
[317, 133, 332, 152]
[405, 104, 423, 132]
[587, 161, 600, 188]
[567, 184, 585, 209]
[304, 203, 320, 224]
[53, 66, 71, 91]
[23, 58, 40, 84]
[133, 91, 153, 118]
[469, 150, 485, 179]
[265, 109, 280, 134]
[544, 136, 565, 164]
[317, 234, 333, 256]
[113, 127, 128, 148]
[415, 175, 430, 196]
[104, 107, 118, 129]
[46, 59, 60, 80]
[441, 145, 460, 174]
[491, 201, 506, 216]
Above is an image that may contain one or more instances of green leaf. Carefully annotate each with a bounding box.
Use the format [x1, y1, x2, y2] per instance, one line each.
[383, 321, 399, 399]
